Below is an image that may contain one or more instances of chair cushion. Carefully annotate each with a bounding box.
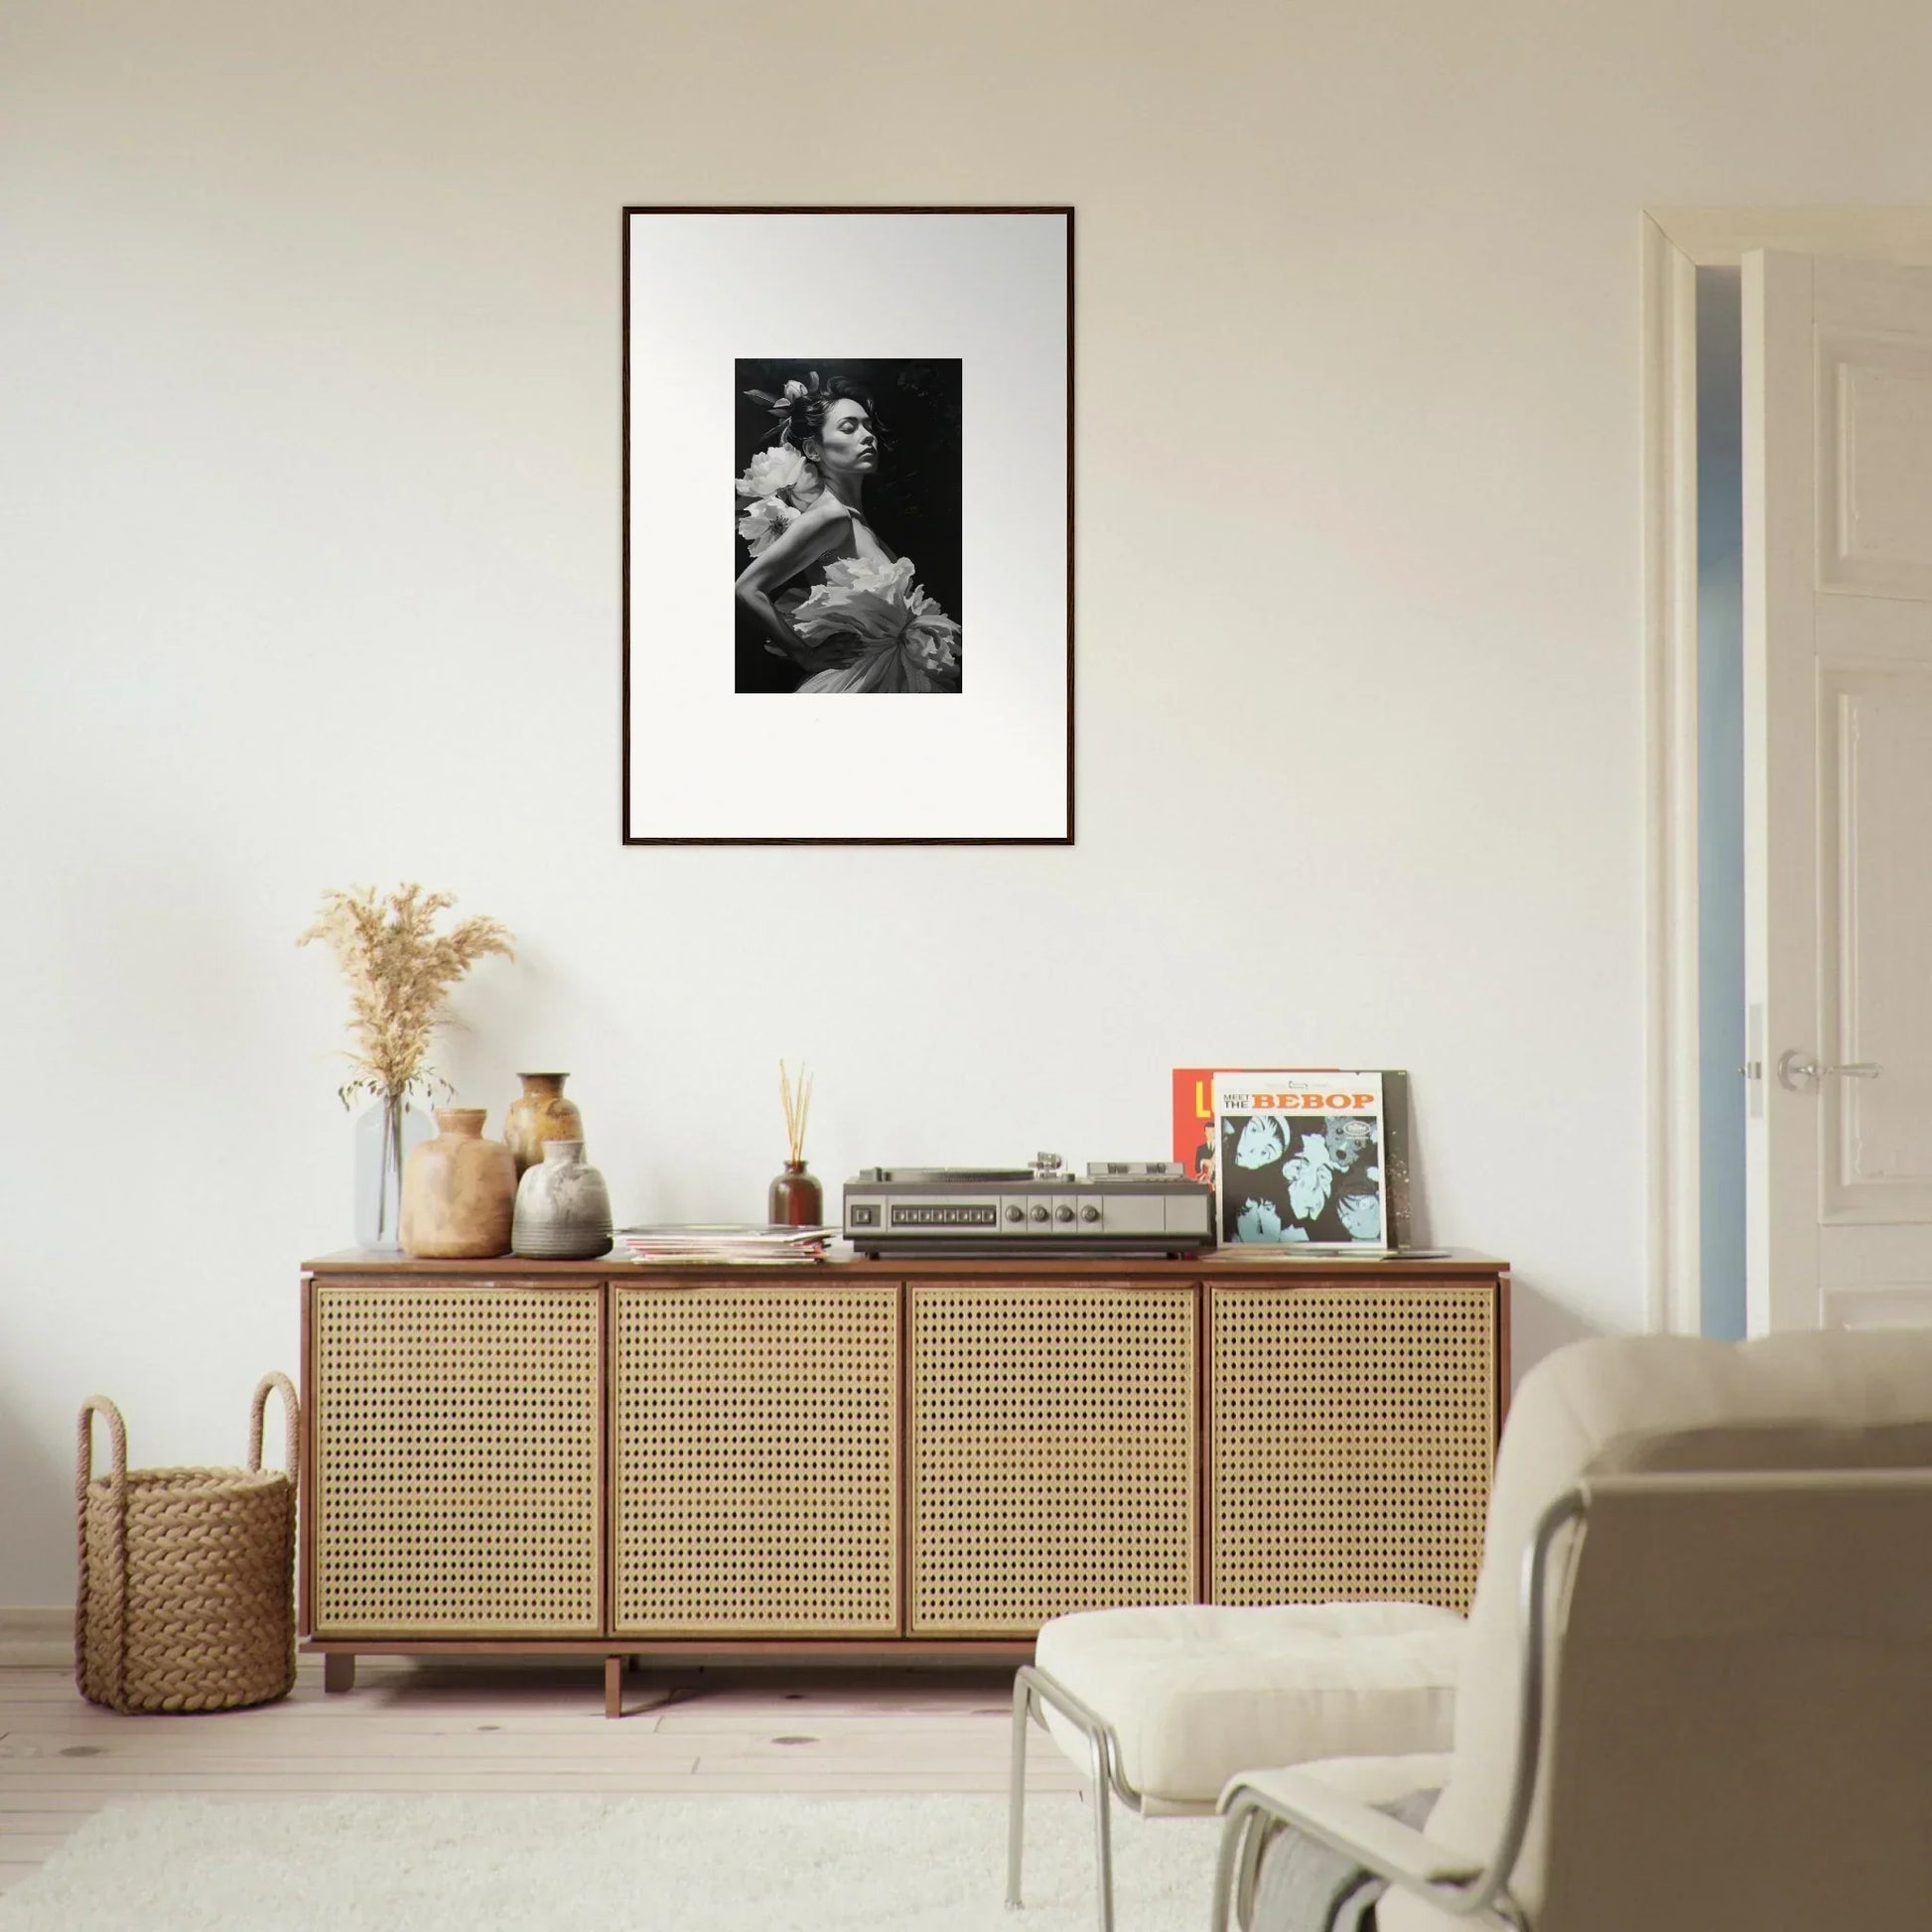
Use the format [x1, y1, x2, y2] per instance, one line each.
[1033, 1601, 1464, 1809]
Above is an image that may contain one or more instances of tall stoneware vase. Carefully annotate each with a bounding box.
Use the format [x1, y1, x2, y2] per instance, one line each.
[503, 1073, 585, 1177]
[400, 1109, 516, 1259]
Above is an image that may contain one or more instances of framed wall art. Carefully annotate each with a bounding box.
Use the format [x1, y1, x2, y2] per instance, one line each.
[621, 207, 1073, 845]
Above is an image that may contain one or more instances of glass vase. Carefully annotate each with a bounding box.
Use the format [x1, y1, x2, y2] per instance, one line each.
[353, 1094, 433, 1252]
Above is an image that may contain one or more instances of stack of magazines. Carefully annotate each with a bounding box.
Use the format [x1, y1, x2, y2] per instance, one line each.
[613, 1224, 838, 1264]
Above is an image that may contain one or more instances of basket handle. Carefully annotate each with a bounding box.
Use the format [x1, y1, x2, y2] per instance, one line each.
[76, 1395, 128, 1505]
[75, 1395, 130, 1708]
[248, 1371, 300, 1484]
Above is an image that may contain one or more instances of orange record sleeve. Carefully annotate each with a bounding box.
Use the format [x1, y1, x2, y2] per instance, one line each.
[1172, 1067, 1340, 1182]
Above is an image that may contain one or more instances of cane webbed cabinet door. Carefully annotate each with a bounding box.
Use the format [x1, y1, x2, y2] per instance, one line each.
[310, 1281, 603, 1636]
[1208, 1280, 1496, 1612]
[611, 1281, 900, 1635]
[907, 1280, 1197, 1634]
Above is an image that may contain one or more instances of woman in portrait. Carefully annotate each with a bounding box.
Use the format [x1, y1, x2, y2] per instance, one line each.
[733, 371, 962, 694]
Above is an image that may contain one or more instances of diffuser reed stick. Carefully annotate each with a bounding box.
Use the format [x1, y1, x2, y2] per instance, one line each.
[779, 1059, 813, 1164]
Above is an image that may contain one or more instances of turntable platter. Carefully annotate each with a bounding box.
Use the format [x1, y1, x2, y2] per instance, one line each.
[859, 1166, 1033, 1183]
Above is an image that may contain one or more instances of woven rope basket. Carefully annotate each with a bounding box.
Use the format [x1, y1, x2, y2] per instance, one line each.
[75, 1372, 299, 1715]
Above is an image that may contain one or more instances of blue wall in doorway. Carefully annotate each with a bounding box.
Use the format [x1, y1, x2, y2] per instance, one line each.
[1697, 267, 1746, 1341]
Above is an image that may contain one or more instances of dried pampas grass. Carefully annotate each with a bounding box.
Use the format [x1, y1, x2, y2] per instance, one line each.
[299, 884, 514, 1108]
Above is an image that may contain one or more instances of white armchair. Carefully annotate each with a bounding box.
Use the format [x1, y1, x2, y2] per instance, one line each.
[1213, 1328, 1932, 1932]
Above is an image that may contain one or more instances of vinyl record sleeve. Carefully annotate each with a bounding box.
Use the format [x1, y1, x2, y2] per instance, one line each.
[1173, 1067, 1412, 1248]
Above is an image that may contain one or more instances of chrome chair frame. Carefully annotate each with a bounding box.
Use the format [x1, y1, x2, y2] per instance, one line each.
[1208, 1489, 1587, 1932]
[1007, 1662, 1163, 1932]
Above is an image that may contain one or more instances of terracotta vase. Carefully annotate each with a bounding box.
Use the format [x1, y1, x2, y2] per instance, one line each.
[400, 1109, 516, 1259]
[503, 1072, 585, 1176]
[512, 1141, 615, 1260]
[767, 1161, 824, 1227]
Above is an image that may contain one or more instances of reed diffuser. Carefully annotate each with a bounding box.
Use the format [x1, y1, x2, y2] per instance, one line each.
[768, 1059, 824, 1227]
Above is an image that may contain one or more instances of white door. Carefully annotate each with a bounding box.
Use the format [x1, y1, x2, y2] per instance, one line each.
[1744, 248, 1932, 1332]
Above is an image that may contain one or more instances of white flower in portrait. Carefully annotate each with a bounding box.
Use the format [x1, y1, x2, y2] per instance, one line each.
[736, 495, 801, 558]
[735, 444, 815, 503]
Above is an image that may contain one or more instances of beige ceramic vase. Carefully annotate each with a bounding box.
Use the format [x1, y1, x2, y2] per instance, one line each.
[503, 1072, 585, 1176]
[400, 1109, 516, 1258]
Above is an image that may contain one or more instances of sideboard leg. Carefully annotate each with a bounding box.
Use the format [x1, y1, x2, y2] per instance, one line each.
[323, 1653, 356, 1695]
[605, 1654, 622, 1719]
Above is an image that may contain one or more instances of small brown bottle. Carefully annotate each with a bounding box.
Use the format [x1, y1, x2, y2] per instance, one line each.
[767, 1161, 823, 1227]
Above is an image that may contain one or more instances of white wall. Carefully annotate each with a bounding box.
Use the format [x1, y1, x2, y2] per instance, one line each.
[4, 0, 1929, 1605]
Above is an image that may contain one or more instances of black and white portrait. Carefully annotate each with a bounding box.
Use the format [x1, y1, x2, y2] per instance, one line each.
[733, 360, 962, 694]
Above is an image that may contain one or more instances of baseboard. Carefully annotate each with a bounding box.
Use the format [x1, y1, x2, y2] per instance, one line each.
[0, 1606, 70, 1668]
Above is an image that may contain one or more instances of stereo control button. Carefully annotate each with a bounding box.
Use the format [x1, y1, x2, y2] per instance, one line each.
[1080, 1205, 1101, 1223]
[1030, 1205, 1050, 1224]
[1054, 1205, 1075, 1223]
[1005, 1204, 1025, 1223]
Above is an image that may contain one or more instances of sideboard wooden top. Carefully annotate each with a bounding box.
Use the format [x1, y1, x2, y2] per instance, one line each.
[305, 1247, 1507, 1281]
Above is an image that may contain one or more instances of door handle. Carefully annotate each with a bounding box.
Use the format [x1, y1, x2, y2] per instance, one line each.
[1776, 1050, 1882, 1091]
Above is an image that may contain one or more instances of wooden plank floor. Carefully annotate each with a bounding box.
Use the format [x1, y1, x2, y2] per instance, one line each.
[0, 1659, 1084, 1893]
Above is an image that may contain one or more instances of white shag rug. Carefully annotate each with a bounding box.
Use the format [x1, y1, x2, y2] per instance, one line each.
[0, 1793, 1223, 1931]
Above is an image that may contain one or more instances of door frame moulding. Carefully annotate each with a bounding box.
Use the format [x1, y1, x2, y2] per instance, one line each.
[1640, 207, 1932, 1338]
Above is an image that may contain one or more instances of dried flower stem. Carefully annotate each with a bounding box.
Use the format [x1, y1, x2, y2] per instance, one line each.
[299, 884, 514, 1109]
[779, 1059, 812, 1165]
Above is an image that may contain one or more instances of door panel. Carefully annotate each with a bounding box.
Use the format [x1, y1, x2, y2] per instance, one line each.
[1820, 669, 1932, 1222]
[1817, 331, 1932, 597]
[1745, 250, 1932, 1330]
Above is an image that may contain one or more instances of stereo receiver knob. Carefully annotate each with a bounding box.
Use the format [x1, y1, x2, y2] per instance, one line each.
[1030, 1205, 1050, 1224]
[1054, 1205, 1075, 1223]
[1080, 1205, 1101, 1223]
[1005, 1204, 1025, 1223]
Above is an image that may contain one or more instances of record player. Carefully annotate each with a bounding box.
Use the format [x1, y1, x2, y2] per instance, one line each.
[843, 1154, 1212, 1257]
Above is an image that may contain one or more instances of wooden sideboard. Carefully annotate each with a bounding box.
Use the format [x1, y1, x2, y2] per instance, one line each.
[300, 1250, 1509, 1715]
